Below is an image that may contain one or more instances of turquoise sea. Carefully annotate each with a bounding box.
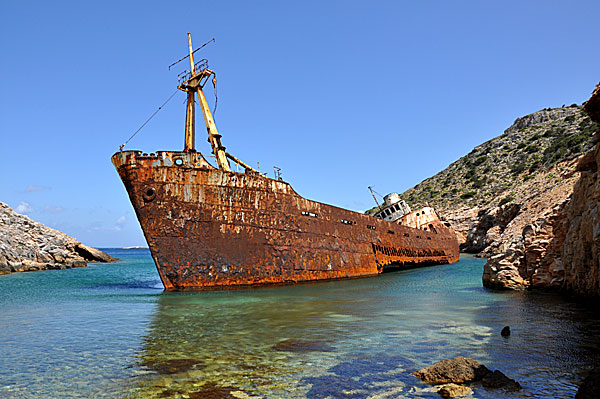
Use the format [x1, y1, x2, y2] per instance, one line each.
[1, 250, 600, 398]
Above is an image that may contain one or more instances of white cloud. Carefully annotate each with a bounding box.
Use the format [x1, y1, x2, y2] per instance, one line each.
[43, 205, 65, 214]
[25, 185, 51, 193]
[87, 215, 127, 232]
[115, 215, 126, 231]
[15, 201, 33, 214]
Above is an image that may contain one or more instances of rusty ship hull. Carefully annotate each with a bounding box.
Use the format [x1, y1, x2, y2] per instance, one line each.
[112, 150, 459, 290]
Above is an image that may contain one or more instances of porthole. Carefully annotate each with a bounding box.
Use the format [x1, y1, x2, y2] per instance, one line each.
[143, 186, 156, 202]
[174, 158, 184, 166]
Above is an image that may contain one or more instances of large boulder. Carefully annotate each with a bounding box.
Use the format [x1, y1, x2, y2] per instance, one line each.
[482, 248, 527, 290]
[412, 356, 490, 384]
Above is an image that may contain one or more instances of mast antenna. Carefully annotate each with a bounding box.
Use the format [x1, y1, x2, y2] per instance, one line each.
[168, 37, 215, 70]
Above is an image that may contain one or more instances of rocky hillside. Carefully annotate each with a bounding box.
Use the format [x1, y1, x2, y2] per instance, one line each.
[401, 105, 596, 211]
[0, 202, 117, 274]
[391, 104, 598, 254]
[483, 85, 600, 295]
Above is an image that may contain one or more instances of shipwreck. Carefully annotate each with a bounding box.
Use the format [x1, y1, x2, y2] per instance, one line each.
[112, 34, 459, 290]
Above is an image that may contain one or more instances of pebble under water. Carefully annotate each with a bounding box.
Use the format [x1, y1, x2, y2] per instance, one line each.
[1, 249, 600, 398]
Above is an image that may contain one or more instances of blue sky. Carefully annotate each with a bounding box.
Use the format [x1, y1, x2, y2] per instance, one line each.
[1, 0, 598, 247]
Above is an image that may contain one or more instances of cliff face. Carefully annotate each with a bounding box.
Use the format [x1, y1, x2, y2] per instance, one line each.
[0, 202, 117, 274]
[482, 85, 600, 295]
[560, 86, 600, 296]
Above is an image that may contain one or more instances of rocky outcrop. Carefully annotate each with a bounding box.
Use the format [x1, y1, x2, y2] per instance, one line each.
[412, 356, 521, 394]
[0, 202, 117, 274]
[412, 356, 490, 384]
[481, 84, 600, 294]
[481, 192, 572, 290]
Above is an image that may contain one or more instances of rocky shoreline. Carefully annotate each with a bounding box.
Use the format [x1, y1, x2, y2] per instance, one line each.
[0, 202, 116, 274]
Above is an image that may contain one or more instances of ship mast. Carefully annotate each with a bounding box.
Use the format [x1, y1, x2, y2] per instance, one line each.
[178, 33, 231, 171]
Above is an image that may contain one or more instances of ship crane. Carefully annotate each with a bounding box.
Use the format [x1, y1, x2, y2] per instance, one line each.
[176, 33, 257, 173]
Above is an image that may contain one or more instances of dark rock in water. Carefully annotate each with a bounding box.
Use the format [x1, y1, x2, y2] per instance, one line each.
[273, 339, 334, 352]
[415, 356, 522, 393]
[501, 326, 511, 337]
[437, 383, 472, 397]
[145, 357, 204, 374]
[481, 370, 522, 391]
[412, 356, 490, 384]
[576, 367, 600, 399]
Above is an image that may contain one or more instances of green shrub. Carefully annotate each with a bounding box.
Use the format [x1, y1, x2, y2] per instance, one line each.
[473, 155, 487, 166]
[525, 144, 538, 153]
[510, 162, 526, 175]
[528, 162, 540, 173]
[460, 191, 476, 199]
[581, 121, 599, 136]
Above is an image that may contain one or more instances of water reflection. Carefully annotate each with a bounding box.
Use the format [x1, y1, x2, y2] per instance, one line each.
[127, 283, 359, 398]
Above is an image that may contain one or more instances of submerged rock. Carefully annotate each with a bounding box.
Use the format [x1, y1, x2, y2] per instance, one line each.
[437, 383, 472, 397]
[576, 367, 600, 399]
[188, 383, 238, 399]
[412, 356, 490, 384]
[144, 357, 204, 374]
[273, 339, 334, 352]
[0, 201, 116, 274]
[481, 370, 522, 391]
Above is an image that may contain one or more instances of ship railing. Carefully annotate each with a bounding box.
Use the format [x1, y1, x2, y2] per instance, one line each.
[177, 59, 210, 84]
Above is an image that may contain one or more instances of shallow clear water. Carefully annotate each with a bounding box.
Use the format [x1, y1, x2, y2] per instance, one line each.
[1, 250, 599, 398]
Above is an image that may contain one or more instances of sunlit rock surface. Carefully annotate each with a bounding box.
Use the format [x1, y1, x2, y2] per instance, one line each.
[0, 201, 116, 274]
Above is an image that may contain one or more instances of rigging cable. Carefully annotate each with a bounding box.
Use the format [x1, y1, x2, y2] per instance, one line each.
[212, 76, 218, 116]
[119, 90, 180, 151]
